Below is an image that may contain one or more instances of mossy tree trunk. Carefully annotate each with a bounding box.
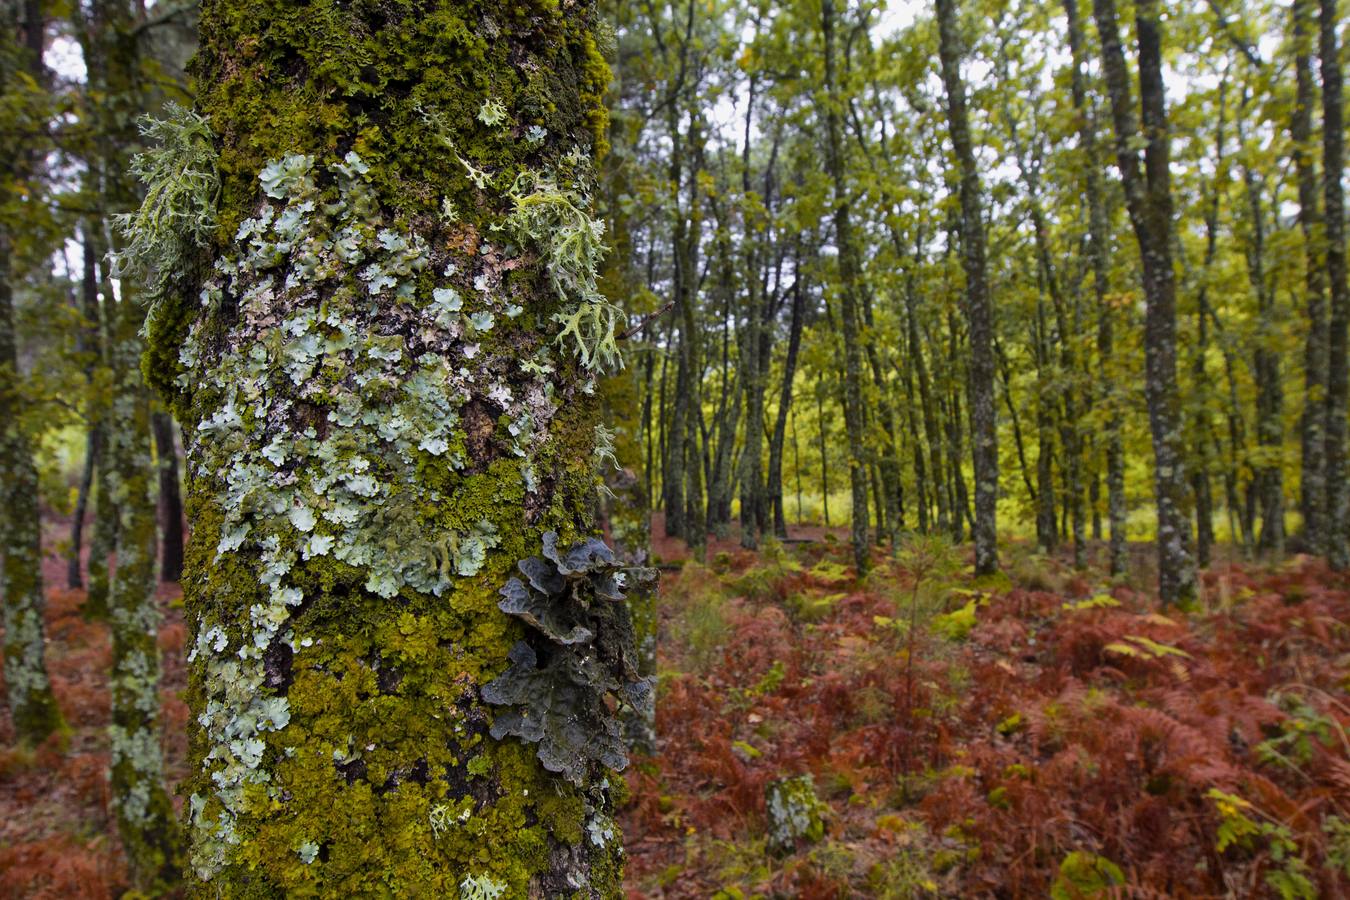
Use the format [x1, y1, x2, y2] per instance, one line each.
[936, 0, 999, 577]
[152, 1, 628, 894]
[78, 0, 187, 886]
[106, 293, 184, 890]
[821, 0, 872, 574]
[1094, 0, 1197, 605]
[0, 0, 65, 747]
[1319, 0, 1349, 570]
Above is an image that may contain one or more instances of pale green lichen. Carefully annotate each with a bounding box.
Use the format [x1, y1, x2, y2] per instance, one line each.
[460, 873, 507, 900]
[109, 103, 218, 305]
[505, 168, 626, 372]
[477, 98, 509, 127]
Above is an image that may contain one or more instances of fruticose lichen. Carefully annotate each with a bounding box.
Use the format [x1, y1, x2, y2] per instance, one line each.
[483, 532, 654, 785]
[109, 102, 219, 307]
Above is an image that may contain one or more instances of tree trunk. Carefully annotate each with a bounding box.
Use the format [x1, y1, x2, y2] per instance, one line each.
[1319, 0, 1350, 569]
[937, 0, 998, 576]
[1292, 0, 1328, 553]
[816, 379, 831, 527]
[156, 2, 633, 891]
[1064, 0, 1127, 575]
[1094, 0, 1196, 605]
[106, 293, 183, 890]
[153, 410, 184, 581]
[769, 265, 805, 539]
[1236, 95, 1284, 556]
[69, 220, 106, 590]
[906, 276, 947, 534]
[821, 0, 871, 573]
[0, 0, 64, 746]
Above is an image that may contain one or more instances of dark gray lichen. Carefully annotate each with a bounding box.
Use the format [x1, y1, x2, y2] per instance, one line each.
[482, 532, 654, 785]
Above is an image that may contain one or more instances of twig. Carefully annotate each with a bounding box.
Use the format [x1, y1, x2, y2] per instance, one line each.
[619, 301, 674, 340]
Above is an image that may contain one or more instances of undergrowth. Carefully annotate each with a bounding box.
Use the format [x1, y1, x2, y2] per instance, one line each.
[622, 540, 1350, 899]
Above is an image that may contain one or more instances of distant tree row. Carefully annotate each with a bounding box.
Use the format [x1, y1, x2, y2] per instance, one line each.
[602, 0, 1350, 604]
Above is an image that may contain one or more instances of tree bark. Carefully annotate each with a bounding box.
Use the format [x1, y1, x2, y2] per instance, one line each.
[1094, 0, 1197, 605]
[162, 1, 632, 891]
[821, 0, 871, 573]
[0, 0, 64, 746]
[1291, 0, 1327, 553]
[1064, 0, 1127, 575]
[769, 262, 805, 539]
[69, 219, 106, 590]
[1319, 0, 1349, 569]
[153, 410, 184, 581]
[937, 0, 999, 576]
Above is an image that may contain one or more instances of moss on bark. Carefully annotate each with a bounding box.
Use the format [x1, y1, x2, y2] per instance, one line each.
[159, 1, 626, 894]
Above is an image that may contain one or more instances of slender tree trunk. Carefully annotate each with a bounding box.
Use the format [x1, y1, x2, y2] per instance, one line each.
[83, 0, 189, 883]
[0, 240, 65, 746]
[0, 0, 64, 745]
[69, 220, 105, 589]
[937, 0, 998, 575]
[769, 267, 805, 539]
[106, 293, 183, 889]
[862, 285, 902, 550]
[1320, 0, 1350, 569]
[906, 280, 947, 534]
[816, 380, 831, 527]
[821, 0, 871, 572]
[1292, 0, 1328, 552]
[1094, 0, 1197, 605]
[153, 410, 184, 581]
[901, 294, 930, 534]
[996, 336, 1037, 504]
[1066, 0, 1127, 576]
[160, 1, 633, 891]
[1033, 300, 1058, 554]
[1235, 95, 1285, 555]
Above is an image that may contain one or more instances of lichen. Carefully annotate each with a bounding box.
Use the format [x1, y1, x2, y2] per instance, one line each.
[109, 103, 219, 307]
[483, 532, 654, 785]
[159, 2, 628, 893]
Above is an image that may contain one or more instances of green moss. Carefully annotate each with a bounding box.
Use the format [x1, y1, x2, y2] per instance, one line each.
[167, 1, 625, 893]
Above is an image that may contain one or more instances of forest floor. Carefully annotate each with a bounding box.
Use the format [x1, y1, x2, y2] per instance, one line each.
[621, 524, 1350, 898]
[0, 520, 1347, 898]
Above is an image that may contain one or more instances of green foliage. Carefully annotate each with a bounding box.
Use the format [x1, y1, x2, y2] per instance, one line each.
[1325, 816, 1350, 877]
[932, 599, 979, 641]
[1256, 692, 1337, 769]
[1049, 851, 1125, 899]
[1062, 594, 1121, 612]
[483, 532, 653, 785]
[1208, 789, 1317, 899]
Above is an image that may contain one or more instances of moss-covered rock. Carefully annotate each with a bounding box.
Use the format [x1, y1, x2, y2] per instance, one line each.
[765, 774, 829, 855]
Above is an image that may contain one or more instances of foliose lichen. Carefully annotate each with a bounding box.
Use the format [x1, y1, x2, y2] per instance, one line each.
[483, 532, 654, 785]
